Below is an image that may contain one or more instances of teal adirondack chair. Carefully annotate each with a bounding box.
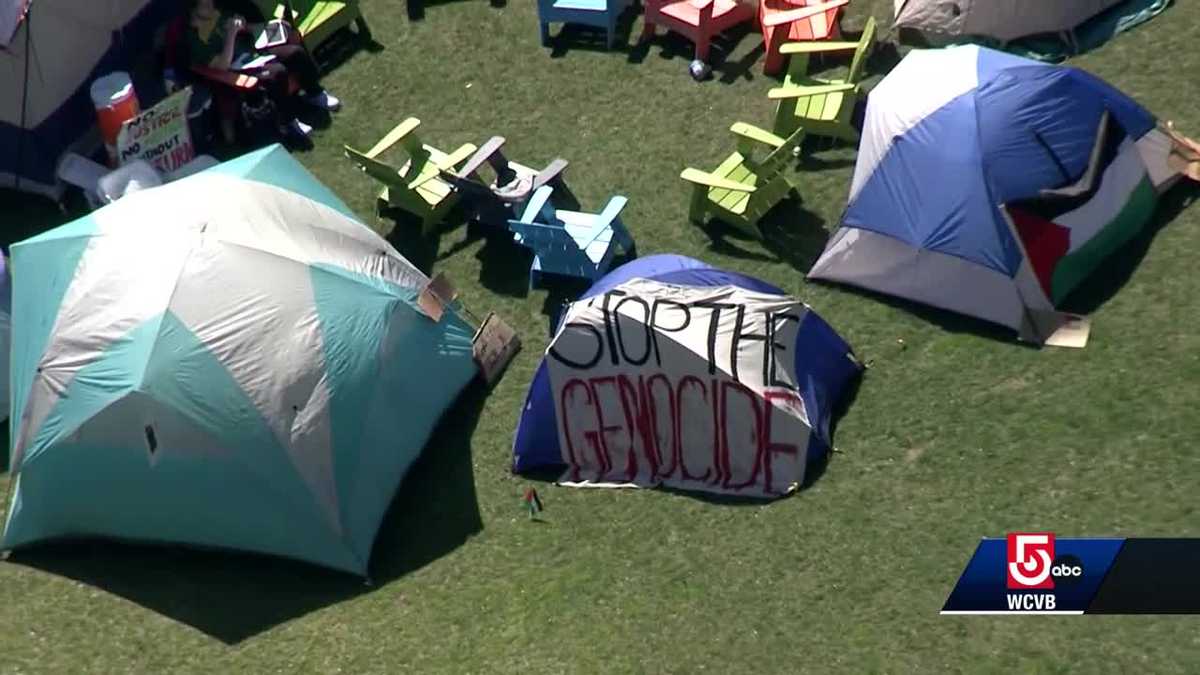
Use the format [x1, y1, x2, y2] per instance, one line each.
[768, 16, 876, 142]
[681, 122, 806, 235]
[507, 186, 635, 288]
[538, 0, 633, 50]
[343, 118, 477, 235]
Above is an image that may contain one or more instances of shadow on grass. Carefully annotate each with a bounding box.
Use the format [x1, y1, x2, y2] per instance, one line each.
[691, 196, 828, 269]
[1060, 179, 1199, 315]
[406, 0, 505, 21]
[548, 10, 640, 58]
[313, 21, 385, 77]
[630, 24, 758, 81]
[5, 379, 491, 645]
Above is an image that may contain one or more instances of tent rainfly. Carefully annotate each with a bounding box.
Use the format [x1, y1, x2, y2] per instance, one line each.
[1, 145, 480, 575]
[893, 0, 1122, 44]
[809, 46, 1192, 343]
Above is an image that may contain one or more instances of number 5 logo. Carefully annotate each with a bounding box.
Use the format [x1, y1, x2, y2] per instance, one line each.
[1007, 532, 1055, 589]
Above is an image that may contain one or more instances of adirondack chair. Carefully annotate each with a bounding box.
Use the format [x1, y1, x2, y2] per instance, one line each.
[768, 15, 875, 142]
[343, 118, 478, 235]
[537, 0, 632, 49]
[507, 186, 635, 288]
[680, 122, 806, 235]
[641, 0, 756, 63]
[439, 136, 575, 228]
[759, 0, 850, 76]
[253, 0, 368, 49]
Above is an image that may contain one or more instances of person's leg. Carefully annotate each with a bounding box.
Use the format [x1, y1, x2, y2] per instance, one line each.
[261, 44, 321, 94]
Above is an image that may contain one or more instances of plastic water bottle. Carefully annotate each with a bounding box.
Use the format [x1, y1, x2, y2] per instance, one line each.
[163, 67, 179, 95]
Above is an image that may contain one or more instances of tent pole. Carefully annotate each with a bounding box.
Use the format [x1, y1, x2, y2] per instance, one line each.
[14, 7, 31, 193]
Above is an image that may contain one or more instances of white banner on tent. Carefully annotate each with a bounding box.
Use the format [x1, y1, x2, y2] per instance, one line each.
[545, 279, 812, 498]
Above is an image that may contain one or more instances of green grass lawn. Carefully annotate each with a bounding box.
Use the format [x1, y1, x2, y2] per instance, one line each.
[3, 0, 1200, 671]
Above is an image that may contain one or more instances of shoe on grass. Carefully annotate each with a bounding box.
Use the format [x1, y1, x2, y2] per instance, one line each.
[304, 89, 341, 112]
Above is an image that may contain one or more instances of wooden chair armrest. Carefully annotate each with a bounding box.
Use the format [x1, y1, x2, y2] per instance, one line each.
[456, 136, 507, 178]
[435, 143, 479, 171]
[730, 123, 786, 148]
[533, 158, 570, 190]
[779, 39, 861, 54]
[594, 195, 629, 229]
[519, 185, 556, 222]
[767, 82, 856, 99]
[680, 168, 756, 192]
[762, 0, 849, 28]
[190, 65, 260, 89]
[366, 118, 421, 158]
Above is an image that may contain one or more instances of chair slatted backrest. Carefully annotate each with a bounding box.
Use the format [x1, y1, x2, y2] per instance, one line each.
[846, 16, 876, 85]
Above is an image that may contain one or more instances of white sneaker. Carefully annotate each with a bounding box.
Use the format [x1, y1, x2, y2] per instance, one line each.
[304, 89, 341, 112]
[282, 118, 313, 138]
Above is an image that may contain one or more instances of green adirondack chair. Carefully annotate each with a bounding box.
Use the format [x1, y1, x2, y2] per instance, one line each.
[254, 0, 368, 49]
[768, 16, 875, 142]
[344, 118, 478, 235]
[680, 122, 806, 235]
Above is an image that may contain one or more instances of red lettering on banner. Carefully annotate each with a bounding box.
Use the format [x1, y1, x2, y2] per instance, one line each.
[762, 389, 804, 495]
[558, 373, 807, 495]
[720, 380, 764, 491]
[644, 374, 675, 480]
[675, 376, 713, 483]
[560, 378, 597, 483]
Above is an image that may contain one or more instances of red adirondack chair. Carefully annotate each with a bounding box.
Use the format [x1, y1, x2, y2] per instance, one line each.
[641, 0, 756, 63]
[760, 0, 848, 75]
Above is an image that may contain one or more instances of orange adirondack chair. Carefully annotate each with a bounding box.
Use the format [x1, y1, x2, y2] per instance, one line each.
[760, 0, 849, 75]
[641, 0, 756, 63]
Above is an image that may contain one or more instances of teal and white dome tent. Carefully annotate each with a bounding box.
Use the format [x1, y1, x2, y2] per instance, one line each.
[2, 145, 479, 575]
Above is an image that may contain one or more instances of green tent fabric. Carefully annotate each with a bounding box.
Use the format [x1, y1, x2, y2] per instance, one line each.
[2, 145, 479, 574]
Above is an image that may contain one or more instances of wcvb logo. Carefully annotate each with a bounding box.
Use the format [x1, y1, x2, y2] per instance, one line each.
[1007, 532, 1055, 590]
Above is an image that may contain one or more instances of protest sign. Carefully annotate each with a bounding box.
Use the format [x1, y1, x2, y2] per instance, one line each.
[545, 279, 814, 498]
[116, 87, 195, 174]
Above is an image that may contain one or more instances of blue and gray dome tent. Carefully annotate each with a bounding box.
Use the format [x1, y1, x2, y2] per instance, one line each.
[513, 255, 861, 499]
[2, 145, 479, 575]
[810, 45, 1190, 342]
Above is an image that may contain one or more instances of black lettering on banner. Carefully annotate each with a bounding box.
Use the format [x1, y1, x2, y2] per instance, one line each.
[769, 313, 800, 390]
[548, 322, 604, 369]
[600, 290, 625, 366]
[614, 295, 652, 365]
[729, 305, 768, 384]
[648, 299, 691, 367]
[692, 300, 736, 376]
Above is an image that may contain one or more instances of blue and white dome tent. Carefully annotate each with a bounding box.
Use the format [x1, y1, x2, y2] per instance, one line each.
[513, 255, 862, 499]
[810, 45, 1191, 343]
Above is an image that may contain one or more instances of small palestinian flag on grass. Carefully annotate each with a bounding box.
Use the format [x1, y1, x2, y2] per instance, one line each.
[522, 488, 543, 520]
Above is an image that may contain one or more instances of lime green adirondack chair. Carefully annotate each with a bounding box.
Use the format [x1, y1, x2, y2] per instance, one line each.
[680, 123, 806, 235]
[254, 0, 368, 48]
[768, 16, 875, 142]
[344, 118, 477, 235]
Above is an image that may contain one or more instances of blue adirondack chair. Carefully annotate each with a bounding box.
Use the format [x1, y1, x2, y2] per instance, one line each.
[508, 186, 635, 288]
[537, 0, 632, 49]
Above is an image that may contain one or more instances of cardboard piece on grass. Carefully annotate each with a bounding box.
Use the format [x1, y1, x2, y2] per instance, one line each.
[472, 312, 520, 385]
[416, 272, 458, 322]
[1044, 313, 1091, 349]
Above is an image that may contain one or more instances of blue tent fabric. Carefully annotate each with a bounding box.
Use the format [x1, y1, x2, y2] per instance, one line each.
[512, 256, 859, 476]
[846, 50, 1157, 279]
[202, 144, 359, 220]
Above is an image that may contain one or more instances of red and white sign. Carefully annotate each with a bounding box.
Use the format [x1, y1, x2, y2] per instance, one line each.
[544, 279, 813, 498]
[1007, 532, 1056, 590]
[116, 86, 195, 174]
